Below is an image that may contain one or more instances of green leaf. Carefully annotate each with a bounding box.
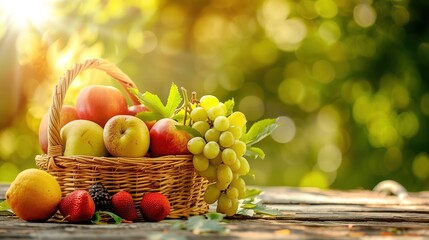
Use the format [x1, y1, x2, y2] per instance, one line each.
[175, 125, 202, 137]
[205, 212, 224, 221]
[0, 200, 9, 211]
[224, 98, 235, 116]
[0, 200, 12, 215]
[130, 83, 183, 119]
[245, 146, 266, 160]
[165, 83, 183, 117]
[130, 88, 166, 116]
[173, 213, 227, 234]
[91, 211, 124, 224]
[241, 203, 257, 209]
[238, 198, 283, 217]
[91, 211, 101, 224]
[253, 206, 283, 216]
[244, 118, 278, 146]
[186, 216, 226, 234]
[243, 188, 262, 199]
[101, 211, 124, 224]
[136, 111, 163, 121]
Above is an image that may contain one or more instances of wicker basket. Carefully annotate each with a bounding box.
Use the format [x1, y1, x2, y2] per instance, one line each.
[35, 58, 209, 219]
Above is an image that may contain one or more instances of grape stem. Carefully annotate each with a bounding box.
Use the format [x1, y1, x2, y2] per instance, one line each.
[176, 87, 196, 126]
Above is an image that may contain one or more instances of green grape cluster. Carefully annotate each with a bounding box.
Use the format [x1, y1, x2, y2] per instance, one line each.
[187, 95, 250, 216]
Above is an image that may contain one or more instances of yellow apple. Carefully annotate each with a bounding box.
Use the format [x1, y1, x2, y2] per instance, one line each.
[61, 120, 108, 156]
[103, 115, 150, 157]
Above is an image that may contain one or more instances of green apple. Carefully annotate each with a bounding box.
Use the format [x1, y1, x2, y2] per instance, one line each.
[103, 115, 150, 157]
[61, 120, 108, 156]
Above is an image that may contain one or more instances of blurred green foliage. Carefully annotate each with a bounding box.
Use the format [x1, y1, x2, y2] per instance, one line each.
[1, 0, 429, 191]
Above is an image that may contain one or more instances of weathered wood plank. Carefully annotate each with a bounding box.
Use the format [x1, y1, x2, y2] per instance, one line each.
[3, 183, 429, 238]
[260, 186, 429, 205]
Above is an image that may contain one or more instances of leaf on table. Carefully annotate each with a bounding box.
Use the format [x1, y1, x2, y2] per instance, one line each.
[243, 188, 262, 199]
[0, 200, 10, 211]
[102, 211, 125, 224]
[205, 212, 224, 221]
[238, 197, 283, 217]
[0, 200, 13, 215]
[171, 213, 227, 234]
[91, 211, 124, 224]
[91, 211, 101, 224]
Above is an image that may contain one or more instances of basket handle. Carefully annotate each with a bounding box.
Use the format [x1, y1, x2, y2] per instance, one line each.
[47, 58, 140, 157]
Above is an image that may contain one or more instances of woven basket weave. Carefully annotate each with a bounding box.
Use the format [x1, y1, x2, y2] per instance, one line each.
[35, 58, 209, 219]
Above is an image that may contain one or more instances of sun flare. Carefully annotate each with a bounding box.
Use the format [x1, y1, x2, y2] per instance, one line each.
[0, 0, 55, 29]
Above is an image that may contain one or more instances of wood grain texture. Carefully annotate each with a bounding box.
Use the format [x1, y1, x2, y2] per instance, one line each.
[2, 183, 429, 239]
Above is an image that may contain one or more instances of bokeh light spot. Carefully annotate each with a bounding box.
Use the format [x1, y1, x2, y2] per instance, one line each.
[317, 105, 341, 132]
[271, 116, 296, 143]
[312, 60, 335, 83]
[319, 20, 341, 44]
[353, 3, 377, 28]
[413, 153, 429, 180]
[238, 95, 264, 121]
[273, 18, 308, 50]
[251, 40, 279, 66]
[383, 147, 402, 173]
[0, 129, 17, 160]
[278, 78, 305, 105]
[396, 111, 419, 138]
[260, 0, 291, 23]
[315, 0, 338, 19]
[420, 93, 429, 116]
[298, 86, 321, 112]
[0, 162, 19, 182]
[300, 170, 329, 188]
[317, 144, 342, 173]
[218, 67, 245, 91]
[391, 6, 409, 26]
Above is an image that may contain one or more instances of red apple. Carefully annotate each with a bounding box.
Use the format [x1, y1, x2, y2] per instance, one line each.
[76, 85, 128, 127]
[38, 105, 79, 153]
[149, 118, 192, 157]
[128, 104, 156, 130]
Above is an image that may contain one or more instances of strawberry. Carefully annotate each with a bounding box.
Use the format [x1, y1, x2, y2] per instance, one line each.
[59, 190, 95, 223]
[110, 190, 138, 222]
[139, 192, 170, 222]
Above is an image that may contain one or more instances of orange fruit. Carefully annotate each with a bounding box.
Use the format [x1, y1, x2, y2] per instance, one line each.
[6, 168, 62, 222]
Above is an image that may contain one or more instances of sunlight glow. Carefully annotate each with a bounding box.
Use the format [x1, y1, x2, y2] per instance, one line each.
[0, 0, 55, 29]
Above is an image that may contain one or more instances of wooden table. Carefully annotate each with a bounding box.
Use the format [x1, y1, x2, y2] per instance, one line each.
[1, 182, 429, 239]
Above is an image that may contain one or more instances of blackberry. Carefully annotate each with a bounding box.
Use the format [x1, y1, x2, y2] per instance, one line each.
[88, 182, 111, 211]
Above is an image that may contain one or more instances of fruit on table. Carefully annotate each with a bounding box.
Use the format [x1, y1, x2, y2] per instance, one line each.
[5, 169, 62, 222]
[149, 118, 192, 157]
[88, 182, 111, 211]
[103, 115, 150, 157]
[111, 190, 138, 222]
[61, 120, 108, 156]
[139, 192, 170, 222]
[38, 105, 79, 153]
[76, 85, 128, 127]
[127, 104, 156, 130]
[59, 190, 96, 223]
